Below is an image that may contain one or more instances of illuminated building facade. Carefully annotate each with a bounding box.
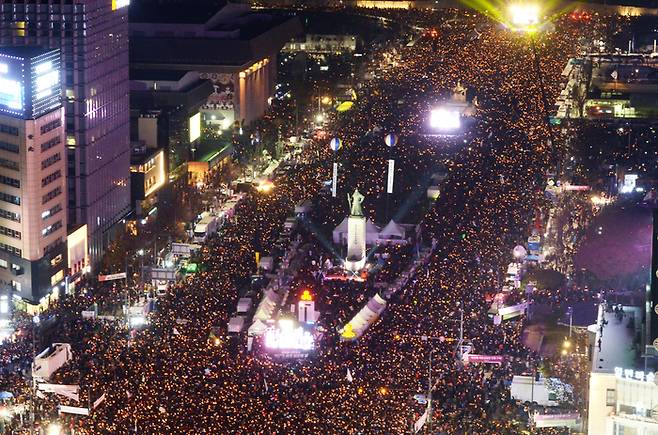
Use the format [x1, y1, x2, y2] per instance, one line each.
[130, 70, 213, 172]
[0, 46, 67, 304]
[130, 2, 301, 128]
[130, 148, 166, 218]
[0, 0, 132, 263]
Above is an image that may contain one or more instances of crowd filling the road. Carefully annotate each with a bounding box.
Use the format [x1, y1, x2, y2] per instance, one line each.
[0, 6, 628, 435]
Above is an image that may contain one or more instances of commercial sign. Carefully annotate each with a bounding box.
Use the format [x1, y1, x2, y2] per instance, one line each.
[189, 112, 201, 142]
[0, 54, 24, 116]
[98, 272, 127, 282]
[112, 0, 130, 10]
[0, 48, 61, 118]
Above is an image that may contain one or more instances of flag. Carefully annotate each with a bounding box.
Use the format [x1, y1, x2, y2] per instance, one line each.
[173, 327, 180, 335]
[611, 70, 618, 80]
[263, 377, 269, 392]
[414, 405, 430, 433]
[346, 368, 353, 383]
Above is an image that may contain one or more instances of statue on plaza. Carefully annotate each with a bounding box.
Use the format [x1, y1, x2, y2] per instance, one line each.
[347, 189, 365, 217]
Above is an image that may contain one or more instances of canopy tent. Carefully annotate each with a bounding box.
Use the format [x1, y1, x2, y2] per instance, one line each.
[379, 220, 406, 240]
[248, 319, 268, 336]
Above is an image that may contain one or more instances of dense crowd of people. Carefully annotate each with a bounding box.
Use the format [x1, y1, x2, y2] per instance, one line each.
[0, 6, 629, 434]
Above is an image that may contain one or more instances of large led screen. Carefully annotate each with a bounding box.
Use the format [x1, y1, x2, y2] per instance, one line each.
[30, 51, 61, 119]
[0, 56, 25, 116]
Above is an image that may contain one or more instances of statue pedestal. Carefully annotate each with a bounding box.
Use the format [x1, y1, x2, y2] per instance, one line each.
[345, 215, 366, 272]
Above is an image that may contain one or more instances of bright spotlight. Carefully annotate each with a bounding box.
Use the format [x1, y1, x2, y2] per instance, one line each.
[509, 3, 540, 31]
[429, 108, 461, 132]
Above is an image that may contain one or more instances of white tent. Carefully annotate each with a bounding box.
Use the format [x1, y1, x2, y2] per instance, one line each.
[379, 220, 406, 240]
[248, 319, 268, 336]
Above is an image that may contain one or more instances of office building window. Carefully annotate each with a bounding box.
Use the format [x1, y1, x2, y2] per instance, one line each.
[0, 209, 20, 223]
[0, 225, 20, 240]
[41, 136, 61, 152]
[0, 124, 18, 136]
[11, 281, 21, 292]
[42, 170, 61, 187]
[41, 153, 61, 170]
[42, 203, 62, 220]
[0, 141, 19, 153]
[0, 175, 19, 188]
[40, 119, 61, 135]
[0, 158, 18, 171]
[0, 243, 20, 257]
[0, 259, 7, 269]
[43, 238, 61, 254]
[42, 187, 61, 204]
[0, 192, 20, 206]
[606, 389, 616, 406]
[42, 220, 62, 237]
[50, 269, 64, 286]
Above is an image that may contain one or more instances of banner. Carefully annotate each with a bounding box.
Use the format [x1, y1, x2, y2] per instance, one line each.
[464, 354, 504, 365]
[533, 413, 580, 428]
[414, 405, 429, 433]
[386, 159, 395, 194]
[98, 272, 127, 282]
[58, 405, 89, 416]
[332, 162, 338, 198]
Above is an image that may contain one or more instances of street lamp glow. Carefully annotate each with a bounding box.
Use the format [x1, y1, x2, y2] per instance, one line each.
[429, 107, 461, 131]
[315, 113, 324, 123]
[508, 3, 540, 32]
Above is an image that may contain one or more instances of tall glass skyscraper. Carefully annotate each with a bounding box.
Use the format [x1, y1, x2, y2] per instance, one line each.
[0, 0, 131, 262]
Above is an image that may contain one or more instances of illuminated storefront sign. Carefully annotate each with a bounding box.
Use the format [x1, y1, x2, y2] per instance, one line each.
[112, 0, 130, 10]
[189, 112, 201, 143]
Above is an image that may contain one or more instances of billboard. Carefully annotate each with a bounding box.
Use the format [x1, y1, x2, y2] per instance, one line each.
[112, 0, 130, 10]
[189, 112, 201, 143]
[0, 55, 25, 117]
[30, 52, 61, 118]
[0, 48, 61, 119]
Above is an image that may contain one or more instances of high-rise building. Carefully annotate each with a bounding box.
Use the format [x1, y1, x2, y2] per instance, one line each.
[0, 46, 67, 304]
[0, 0, 131, 262]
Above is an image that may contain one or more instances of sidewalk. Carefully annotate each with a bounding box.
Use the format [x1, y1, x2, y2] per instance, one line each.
[591, 306, 636, 373]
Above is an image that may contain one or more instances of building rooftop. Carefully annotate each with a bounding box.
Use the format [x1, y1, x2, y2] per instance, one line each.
[0, 45, 56, 59]
[130, 69, 189, 82]
[130, 0, 228, 24]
